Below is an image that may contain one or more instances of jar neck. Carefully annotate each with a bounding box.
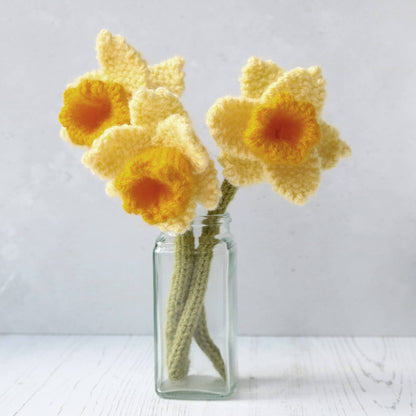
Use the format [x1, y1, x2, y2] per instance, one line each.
[190, 213, 231, 234]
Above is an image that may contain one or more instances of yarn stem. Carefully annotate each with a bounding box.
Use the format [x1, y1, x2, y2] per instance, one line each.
[165, 230, 194, 376]
[168, 179, 238, 380]
[165, 227, 227, 380]
[193, 307, 226, 380]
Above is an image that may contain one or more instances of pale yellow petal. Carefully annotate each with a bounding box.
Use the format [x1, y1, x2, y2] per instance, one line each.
[264, 148, 321, 205]
[157, 196, 197, 234]
[82, 126, 151, 179]
[194, 160, 221, 210]
[317, 120, 352, 170]
[150, 56, 185, 96]
[240, 56, 285, 99]
[106, 180, 118, 197]
[96, 29, 151, 93]
[129, 87, 187, 135]
[152, 114, 210, 174]
[218, 152, 265, 186]
[262, 66, 326, 115]
[206, 96, 258, 160]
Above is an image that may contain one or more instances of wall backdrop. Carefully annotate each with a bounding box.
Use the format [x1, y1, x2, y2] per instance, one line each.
[1, 0, 415, 335]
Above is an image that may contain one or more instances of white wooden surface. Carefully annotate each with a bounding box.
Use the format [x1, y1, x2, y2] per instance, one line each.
[1, 336, 415, 415]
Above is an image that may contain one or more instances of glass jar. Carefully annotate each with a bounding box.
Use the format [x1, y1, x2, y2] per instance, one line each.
[153, 213, 237, 400]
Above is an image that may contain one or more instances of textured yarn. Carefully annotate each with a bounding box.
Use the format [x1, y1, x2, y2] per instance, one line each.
[244, 92, 320, 165]
[96, 29, 151, 93]
[60, 30, 185, 147]
[82, 126, 151, 180]
[193, 307, 226, 381]
[218, 152, 264, 186]
[194, 160, 223, 210]
[207, 57, 351, 205]
[240, 56, 285, 100]
[113, 147, 195, 225]
[149, 113, 211, 175]
[165, 231, 226, 381]
[96, 30, 185, 96]
[83, 89, 210, 178]
[150, 56, 185, 97]
[207, 96, 258, 161]
[317, 120, 352, 170]
[165, 230, 195, 376]
[82, 90, 221, 233]
[129, 88, 188, 136]
[168, 180, 237, 380]
[265, 148, 322, 205]
[260, 66, 326, 116]
[59, 79, 130, 146]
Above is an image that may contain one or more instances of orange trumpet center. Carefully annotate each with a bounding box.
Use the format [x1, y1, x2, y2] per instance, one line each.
[114, 147, 195, 225]
[244, 93, 321, 165]
[59, 79, 130, 146]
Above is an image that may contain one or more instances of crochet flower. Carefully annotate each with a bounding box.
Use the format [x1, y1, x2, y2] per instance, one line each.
[207, 57, 351, 205]
[82, 87, 221, 233]
[59, 79, 130, 146]
[59, 29, 185, 147]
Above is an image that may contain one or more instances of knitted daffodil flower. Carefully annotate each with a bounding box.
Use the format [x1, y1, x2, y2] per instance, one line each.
[82, 87, 220, 233]
[59, 30, 185, 147]
[207, 57, 351, 205]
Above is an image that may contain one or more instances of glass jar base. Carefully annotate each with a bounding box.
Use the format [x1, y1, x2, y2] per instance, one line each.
[156, 375, 236, 400]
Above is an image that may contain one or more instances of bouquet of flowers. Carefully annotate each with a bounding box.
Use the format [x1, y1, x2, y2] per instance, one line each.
[59, 30, 350, 399]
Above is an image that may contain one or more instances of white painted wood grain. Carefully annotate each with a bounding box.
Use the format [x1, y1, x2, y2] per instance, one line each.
[0, 336, 415, 415]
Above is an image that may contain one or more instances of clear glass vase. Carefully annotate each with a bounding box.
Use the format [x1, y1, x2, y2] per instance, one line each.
[153, 213, 237, 400]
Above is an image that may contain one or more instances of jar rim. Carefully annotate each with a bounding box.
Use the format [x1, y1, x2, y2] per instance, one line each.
[191, 212, 231, 225]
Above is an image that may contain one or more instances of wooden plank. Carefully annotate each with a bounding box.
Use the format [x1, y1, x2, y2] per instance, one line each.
[0, 336, 415, 415]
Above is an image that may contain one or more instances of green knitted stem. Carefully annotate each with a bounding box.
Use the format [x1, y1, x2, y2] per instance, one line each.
[168, 180, 238, 381]
[165, 230, 194, 375]
[194, 307, 226, 380]
[165, 229, 226, 381]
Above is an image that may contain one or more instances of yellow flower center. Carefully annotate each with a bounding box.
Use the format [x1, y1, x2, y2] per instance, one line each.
[243, 93, 321, 165]
[114, 147, 195, 225]
[59, 79, 130, 146]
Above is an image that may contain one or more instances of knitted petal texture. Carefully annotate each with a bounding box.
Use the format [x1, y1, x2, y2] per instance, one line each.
[157, 196, 198, 234]
[206, 96, 257, 160]
[129, 87, 188, 136]
[82, 126, 151, 179]
[318, 120, 352, 170]
[153, 115, 210, 174]
[150, 56, 185, 97]
[104, 123, 220, 232]
[108, 176, 199, 234]
[96, 29, 151, 94]
[240, 57, 285, 99]
[194, 160, 222, 210]
[80, 82, 220, 233]
[264, 148, 322, 205]
[243, 93, 321, 165]
[96, 29, 185, 95]
[218, 152, 264, 187]
[261, 66, 326, 116]
[207, 57, 350, 204]
[113, 147, 195, 225]
[60, 30, 186, 147]
[58, 30, 215, 233]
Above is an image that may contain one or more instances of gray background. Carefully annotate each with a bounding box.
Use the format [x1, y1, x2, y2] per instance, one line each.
[1, 0, 415, 335]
